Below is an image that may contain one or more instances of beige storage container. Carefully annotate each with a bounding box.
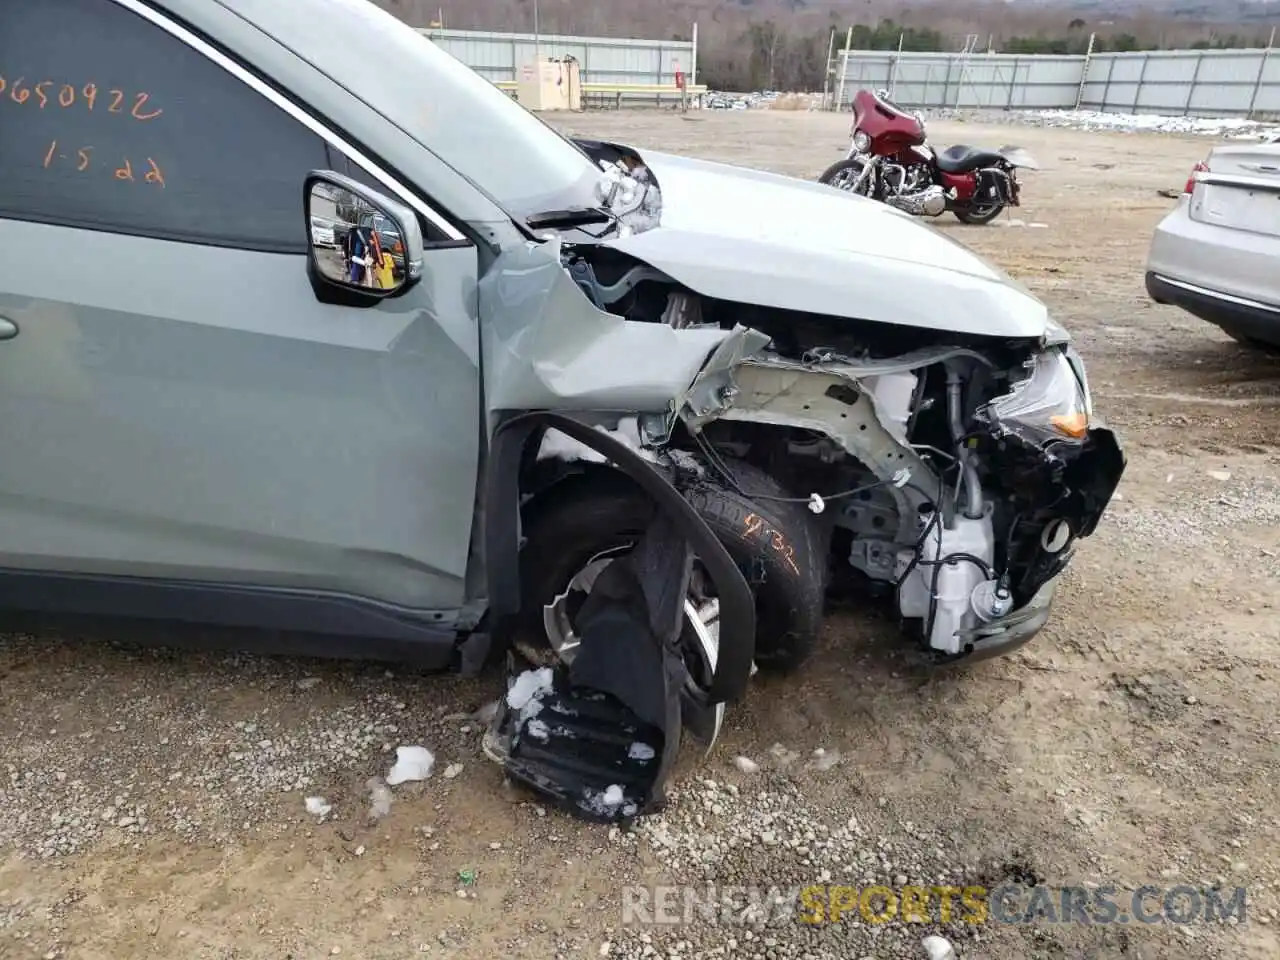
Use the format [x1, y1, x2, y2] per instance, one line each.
[516, 57, 582, 112]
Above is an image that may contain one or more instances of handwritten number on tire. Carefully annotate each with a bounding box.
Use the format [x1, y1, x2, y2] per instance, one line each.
[741, 513, 801, 576]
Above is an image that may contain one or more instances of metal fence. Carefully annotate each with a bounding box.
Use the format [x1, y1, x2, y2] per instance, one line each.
[831, 52, 1082, 111]
[829, 47, 1280, 118]
[420, 28, 695, 104]
[1080, 50, 1280, 118]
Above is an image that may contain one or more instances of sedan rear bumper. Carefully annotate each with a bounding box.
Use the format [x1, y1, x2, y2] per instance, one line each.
[1146, 271, 1280, 346]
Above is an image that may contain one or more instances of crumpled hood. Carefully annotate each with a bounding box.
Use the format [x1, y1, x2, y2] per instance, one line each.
[601, 150, 1050, 340]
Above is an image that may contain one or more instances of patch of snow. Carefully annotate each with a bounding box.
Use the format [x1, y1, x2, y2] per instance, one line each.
[507, 667, 555, 722]
[536, 416, 658, 465]
[525, 718, 550, 741]
[628, 742, 656, 762]
[386, 745, 435, 785]
[304, 796, 332, 817]
[809, 748, 842, 771]
[581, 783, 629, 817]
[1034, 109, 1280, 140]
[366, 777, 393, 820]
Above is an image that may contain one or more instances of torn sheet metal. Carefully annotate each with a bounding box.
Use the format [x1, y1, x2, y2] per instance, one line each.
[680, 326, 775, 420]
[683, 359, 942, 542]
[537, 415, 657, 464]
[477, 238, 739, 415]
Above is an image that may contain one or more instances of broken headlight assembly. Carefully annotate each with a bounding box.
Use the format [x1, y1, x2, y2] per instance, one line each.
[984, 346, 1091, 445]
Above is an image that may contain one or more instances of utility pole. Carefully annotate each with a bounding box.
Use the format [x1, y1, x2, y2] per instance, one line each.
[834, 25, 853, 111]
[1247, 26, 1276, 120]
[691, 22, 699, 86]
[1074, 32, 1096, 111]
[533, 0, 541, 63]
[822, 28, 836, 110]
[889, 31, 904, 97]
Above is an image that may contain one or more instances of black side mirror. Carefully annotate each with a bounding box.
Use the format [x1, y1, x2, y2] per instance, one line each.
[304, 171, 425, 304]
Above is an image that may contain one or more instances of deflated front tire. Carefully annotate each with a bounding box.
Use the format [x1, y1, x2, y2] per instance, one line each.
[519, 460, 827, 673]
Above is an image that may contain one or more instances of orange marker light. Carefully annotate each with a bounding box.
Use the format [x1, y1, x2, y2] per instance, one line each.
[1050, 412, 1088, 438]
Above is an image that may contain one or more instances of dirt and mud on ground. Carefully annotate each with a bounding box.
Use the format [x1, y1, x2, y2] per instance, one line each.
[1, 111, 1277, 960]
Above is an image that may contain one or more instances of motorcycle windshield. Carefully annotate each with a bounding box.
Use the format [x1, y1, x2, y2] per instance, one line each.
[999, 146, 1040, 171]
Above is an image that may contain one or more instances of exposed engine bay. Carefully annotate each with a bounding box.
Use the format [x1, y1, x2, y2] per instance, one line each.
[543, 141, 1125, 663]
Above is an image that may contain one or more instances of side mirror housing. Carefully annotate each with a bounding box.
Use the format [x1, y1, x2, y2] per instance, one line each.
[304, 171, 426, 305]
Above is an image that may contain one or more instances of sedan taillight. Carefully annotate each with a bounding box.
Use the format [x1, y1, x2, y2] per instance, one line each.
[1184, 160, 1208, 194]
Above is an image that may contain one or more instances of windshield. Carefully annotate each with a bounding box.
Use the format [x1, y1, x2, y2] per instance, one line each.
[312, 1, 602, 219]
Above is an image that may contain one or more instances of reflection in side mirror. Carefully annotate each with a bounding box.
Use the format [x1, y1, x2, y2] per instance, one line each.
[305, 173, 424, 298]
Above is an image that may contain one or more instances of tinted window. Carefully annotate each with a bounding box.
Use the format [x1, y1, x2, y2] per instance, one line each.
[0, 0, 331, 252]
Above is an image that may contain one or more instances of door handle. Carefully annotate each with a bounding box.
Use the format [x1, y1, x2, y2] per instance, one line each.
[0, 317, 17, 341]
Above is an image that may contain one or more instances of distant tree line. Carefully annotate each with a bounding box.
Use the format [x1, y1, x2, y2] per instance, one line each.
[1003, 24, 1279, 54]
[698, 17, 1280, 91]
[372, 2, 1280, 94]
[707, 17, 1280, 90]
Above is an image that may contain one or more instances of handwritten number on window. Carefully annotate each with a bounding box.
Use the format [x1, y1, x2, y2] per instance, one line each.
[131, 93, 161, 121]
[42, 141, 163, 186]
[3, 76, 160, 119]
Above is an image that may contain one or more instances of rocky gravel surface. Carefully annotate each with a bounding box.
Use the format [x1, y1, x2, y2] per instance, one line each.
[2, 111, 1278, 960]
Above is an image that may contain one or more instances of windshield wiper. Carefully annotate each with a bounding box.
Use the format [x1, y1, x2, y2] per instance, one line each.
[525, 206, 615, 230]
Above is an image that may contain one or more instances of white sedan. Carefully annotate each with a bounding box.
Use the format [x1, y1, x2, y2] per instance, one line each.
[1145, 138, 1280, 350]
[309, 216, 337, 248]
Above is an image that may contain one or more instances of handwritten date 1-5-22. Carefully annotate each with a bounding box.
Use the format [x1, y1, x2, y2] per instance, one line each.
[43, 141, 165, 187]
[0, 76, 161, 121]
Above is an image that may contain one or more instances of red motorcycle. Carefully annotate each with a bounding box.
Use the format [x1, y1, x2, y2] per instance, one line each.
[818, 88, 1038, 225]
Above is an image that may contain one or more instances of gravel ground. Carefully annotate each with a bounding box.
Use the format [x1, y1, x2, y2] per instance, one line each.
[2, 110, 1279, 960]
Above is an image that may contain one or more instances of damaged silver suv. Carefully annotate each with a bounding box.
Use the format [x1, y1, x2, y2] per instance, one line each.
[0, 0, 1122, 815]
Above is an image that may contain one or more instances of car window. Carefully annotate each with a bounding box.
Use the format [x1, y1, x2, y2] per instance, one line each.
[0, 0, 339, 253]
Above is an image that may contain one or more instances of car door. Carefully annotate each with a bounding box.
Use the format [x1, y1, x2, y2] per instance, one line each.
[0, 0, 481, 613]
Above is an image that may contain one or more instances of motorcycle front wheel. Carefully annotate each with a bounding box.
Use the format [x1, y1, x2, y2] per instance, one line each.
[818, 157, 873, 196]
